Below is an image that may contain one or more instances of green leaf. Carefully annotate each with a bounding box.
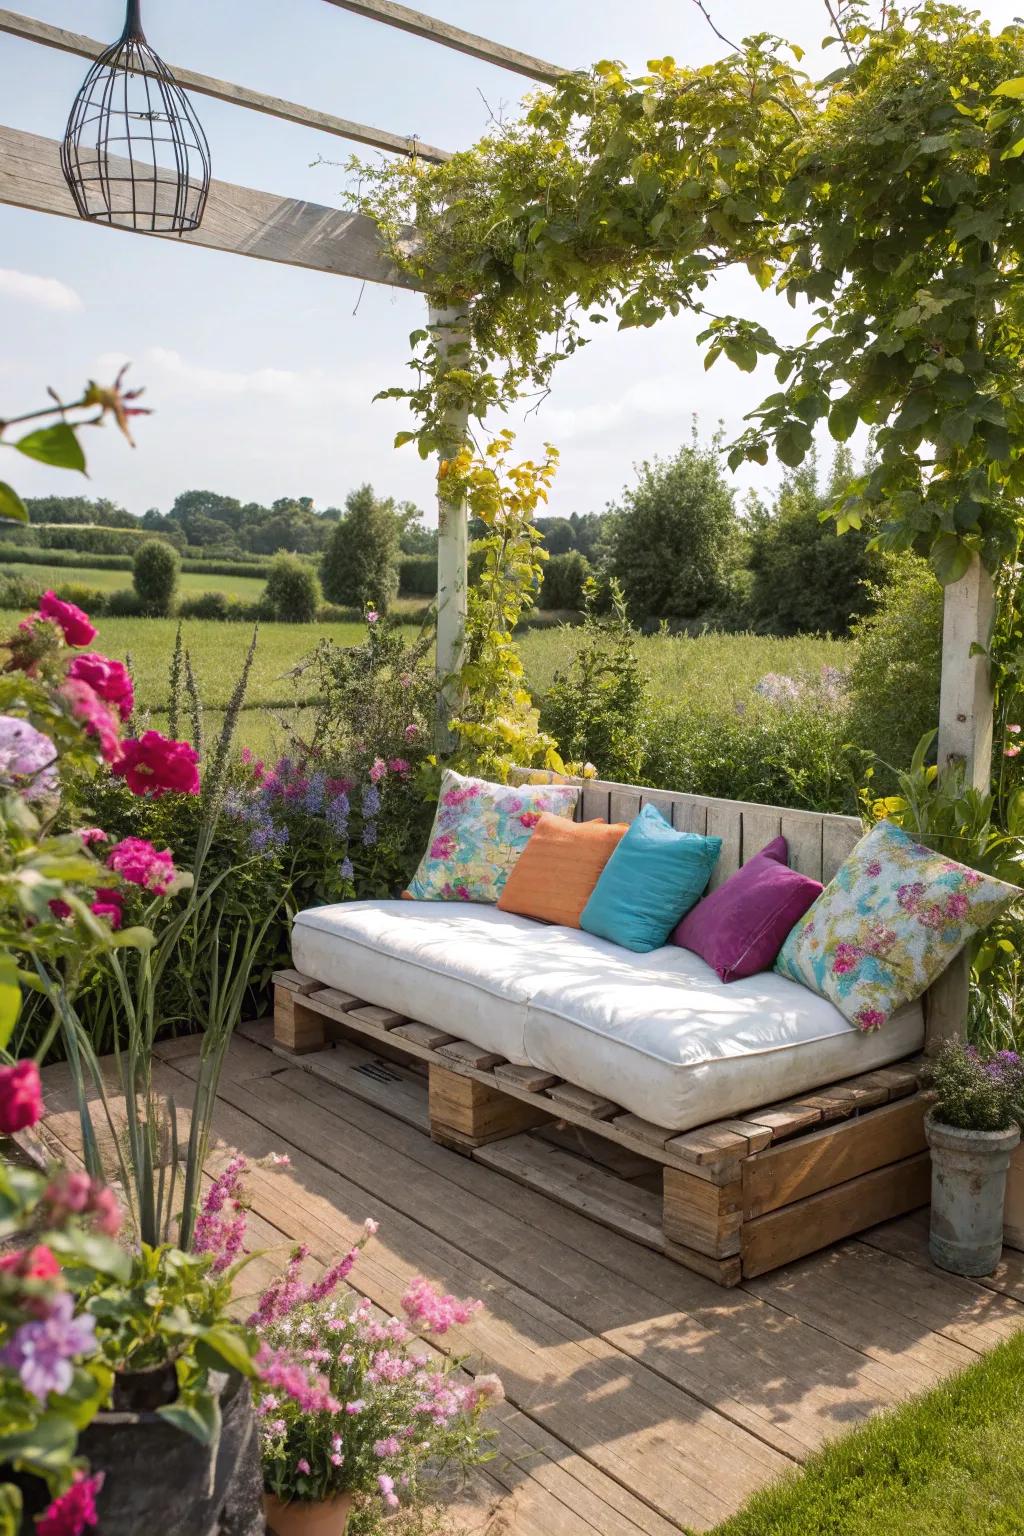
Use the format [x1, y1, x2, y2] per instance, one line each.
[994, 77, 1024, 98]
[0, 1410, 78, 1471]
[0, 482, 28, 522]
[48, 1226, 132, 1284]
[930, 531, 973, 585]
[893, 394, 933, 433]
[0, 977, 20, 1053]
[0, 1483, 22, 1536]
[14, 423, 86, 472]
[195, 1324, 255, 1378]
[157, 1390, 221, 1447]
[828, 396, 859, 442]
[1007, 787, 1024, 837]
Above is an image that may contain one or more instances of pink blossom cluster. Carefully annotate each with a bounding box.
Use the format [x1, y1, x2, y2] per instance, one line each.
[248, 1230, 368, 1329]
[105, 835, 178, 895]
[36, 1470, 105, 1536]
[254, 1342, 340, 1415]
[42, 1170, 121, 1237]
[193, 1155, 248, 1273]
[400, 1275, 482, 1336]
[0, 1059, 44, 1134]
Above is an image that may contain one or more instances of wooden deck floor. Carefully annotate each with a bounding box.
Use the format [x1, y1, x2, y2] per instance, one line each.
[35, 1025, 1024, 1536]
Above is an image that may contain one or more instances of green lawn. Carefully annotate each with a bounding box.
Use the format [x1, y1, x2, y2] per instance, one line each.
[0, 562, 268, 599]
[700, 1329, 1024, 1536]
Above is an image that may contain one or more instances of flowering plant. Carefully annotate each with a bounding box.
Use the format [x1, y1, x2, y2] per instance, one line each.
[926, 1039, 1024, 1133]
[256, 1253, 499, 1513]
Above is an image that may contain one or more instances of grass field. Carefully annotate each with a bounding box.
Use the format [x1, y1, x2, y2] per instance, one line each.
[0, 607, 856, 761]
[0, 563, 268, 599]
[699, 1329, 1024, 1536]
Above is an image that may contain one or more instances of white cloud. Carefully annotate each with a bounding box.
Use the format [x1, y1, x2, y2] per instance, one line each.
[0, 268, 82, 313]
[141, 347, 368, 408]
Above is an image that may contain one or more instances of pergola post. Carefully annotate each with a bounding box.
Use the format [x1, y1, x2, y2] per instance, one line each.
[429, 302, 471, 744]
[926, 555, 996, 1052]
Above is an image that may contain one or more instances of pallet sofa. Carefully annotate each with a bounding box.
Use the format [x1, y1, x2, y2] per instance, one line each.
[273, 776, 957, 1286]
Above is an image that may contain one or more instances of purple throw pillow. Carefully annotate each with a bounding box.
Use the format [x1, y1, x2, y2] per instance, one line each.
[671, 836, 822, 982]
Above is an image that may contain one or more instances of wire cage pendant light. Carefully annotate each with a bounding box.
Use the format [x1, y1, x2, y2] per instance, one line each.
[61, 0, 211, 236]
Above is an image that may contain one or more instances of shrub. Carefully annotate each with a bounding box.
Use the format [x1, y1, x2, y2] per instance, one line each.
[540, 579, 647, 780]
[745, 449, 888, 635]
[0, 573, 43, 610]
[846, 557, 943, 784]
[604, 426, 738, 626]
[539, 550, 592, 611]
[320, 484, 400, 612]
[53, 582, 108, 616]
[928, 1039, 1024, 1131]
[177, 591, 233, 621]
[398, 553, 438, 596]
[105, 588, 147, 618]
[263, 552, 322, 623]
[133, 538, 181, 616]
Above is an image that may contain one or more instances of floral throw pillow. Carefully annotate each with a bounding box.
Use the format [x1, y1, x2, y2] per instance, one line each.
[775, 819, 1020, 1031]
[405, 770, 580, 904]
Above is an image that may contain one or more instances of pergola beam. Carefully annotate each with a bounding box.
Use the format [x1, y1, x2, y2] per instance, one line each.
[0, 8, 450, 164]
[0, 125, 423, 288]
[320, 0, 568, 84]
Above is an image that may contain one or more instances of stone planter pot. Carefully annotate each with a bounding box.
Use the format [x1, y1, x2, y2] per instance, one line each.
[1003, 1141, 1024, 1252]
[264, 1489, 354, 1536]
[925, 1110, 1020, 1277]
[75, 1370, 264, 1536]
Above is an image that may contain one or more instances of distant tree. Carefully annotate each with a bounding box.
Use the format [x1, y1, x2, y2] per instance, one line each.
[23, 495, 135, 529]
[535, 517, 576, 556]
[397, 502, 437, 555]
[604, 427, 738, 625]
[745, 447, 887, 636]
[169, 490, 244, 539]
[320, 484, 400, 611]
[133, 538, 180, 616]
[263, 552, 322, 622]
[539, 550, 592, 610]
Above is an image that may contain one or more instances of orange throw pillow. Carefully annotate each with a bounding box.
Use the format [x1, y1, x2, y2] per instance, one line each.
[497, 814, 627, 929]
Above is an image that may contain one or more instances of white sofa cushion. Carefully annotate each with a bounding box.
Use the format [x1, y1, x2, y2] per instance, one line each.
[291, 900, 924, 1132]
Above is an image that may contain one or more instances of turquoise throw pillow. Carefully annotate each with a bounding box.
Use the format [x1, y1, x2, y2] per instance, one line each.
[580, 804, 722, 952]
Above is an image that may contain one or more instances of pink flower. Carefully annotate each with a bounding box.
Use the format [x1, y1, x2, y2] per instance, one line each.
[377, 1473, 400, 1510]
[346, 1398, 366, 1414]
[404, 723, 419, 742]
[90, 888, 123, 929]
[36, 1471, 104, 1536]
[518, 811, 541, 829]
[374, 1436, 401, 1457]
[473, 1372, 505, 1402]
[77, 828, 108, 847]
[0, 1244, 60, 1282]
[865, 860, 882, 879]
[945, 891, 970, 921]
[854, 1008, 886, 1032]
[48, 899, 72, 922]
[43, 1171, 122, 1236]
[1008, 724, 1022, 734]
[430, 833, 456, 861]
[1005, 745, 1021, 759]
[401, 1276, 482, 1336]
[60, 680, 122, 765]
[364, 1217, 379, 1236]
[254, 1343, 340, 1415]
[66, 653, 134, 721]
[106, 836, 178, 895]
[0, 1060, 44, 1133]
[296, 1459, 311, 1476]
[831, 942, 861, 976]
[113, 731, 200, 797]
[367, 610, 380, 625]
[370, 756, 387, 783]
[37, 591, 96, 648]
[388, 758, 411, 777]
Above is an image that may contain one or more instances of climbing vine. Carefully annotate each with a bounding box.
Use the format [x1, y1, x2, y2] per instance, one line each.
[353, 2, 1024, 585]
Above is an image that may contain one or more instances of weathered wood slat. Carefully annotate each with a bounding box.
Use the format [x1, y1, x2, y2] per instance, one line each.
[0, 125, 421, 287]
[663, 1167, 744, 1259]
[546, 1081, 622, 1120]
[320, 0, 567, 82]
[438, 1039, 507, 1070]
[780, 809, 824, 881]
[667, 1124, 761, 1166]
[494, 1062, 561, 1093]
[0, 8, 450, 163]
[391, 1020, 456, 1049]
[475, 1135, 664, 1250]
[744, 1100, 823, 1142]
[740, 805, 783, 863]
[741, 1152, 932, 1278]
[743, 1095, 929, 1219]
[348, 1002, 408, 1031]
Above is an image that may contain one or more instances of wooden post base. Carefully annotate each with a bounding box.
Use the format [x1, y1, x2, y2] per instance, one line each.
[428, 1064, 550, 1150]
[274, 985, 327, 1055]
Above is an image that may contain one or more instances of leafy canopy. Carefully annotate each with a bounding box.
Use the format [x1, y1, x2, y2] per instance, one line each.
[353, 3, 1024, 585]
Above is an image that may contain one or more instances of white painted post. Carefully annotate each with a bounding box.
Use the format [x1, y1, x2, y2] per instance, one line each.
[429, 302, 471, 745]
[928, 555, 996, 1051]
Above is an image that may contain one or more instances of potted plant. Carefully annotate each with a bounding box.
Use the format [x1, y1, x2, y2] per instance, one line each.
[254, 1240, 501, 1535]
[925, 1040, 1024, 1276]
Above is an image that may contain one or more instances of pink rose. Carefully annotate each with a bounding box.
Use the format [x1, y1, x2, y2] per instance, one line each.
[0, 1244, 60, 1282]
[36, 1471, 105, 1536]
[37, 591, 96, 647]
[0, 1061, 44, 1134]
[90, 888, 124, 929]
[66, 653, 134, 721]
[106, 836, 178, 894]
[60, 679, 123, 765]
[113, 731, 199, 798]
[388, 758, 411, 777]
[370, 757, 387, 784]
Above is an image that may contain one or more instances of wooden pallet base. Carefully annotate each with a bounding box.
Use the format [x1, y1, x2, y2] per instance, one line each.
[273, 971, 930, 1285]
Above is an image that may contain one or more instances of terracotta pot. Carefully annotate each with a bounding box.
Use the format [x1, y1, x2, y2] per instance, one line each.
[264, 1490, 354, 1536]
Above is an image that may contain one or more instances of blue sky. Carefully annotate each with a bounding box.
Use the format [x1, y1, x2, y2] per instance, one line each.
[1, 1, 1020, 524]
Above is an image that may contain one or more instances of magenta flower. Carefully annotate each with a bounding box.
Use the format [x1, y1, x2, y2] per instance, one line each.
[36, 1471, 104, 1536]
[106, 836, 178, 895]
[60, 679, 123, 765]
[370, 756, 387, 784]
[401, 1276, 482, 1335]
[854, 1008, 887, 1032]
[37, 590, 97, 647]
[0, 1060, 44, 1134]
[67, 652, 134, 721]
[113, 731, 200, 797]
